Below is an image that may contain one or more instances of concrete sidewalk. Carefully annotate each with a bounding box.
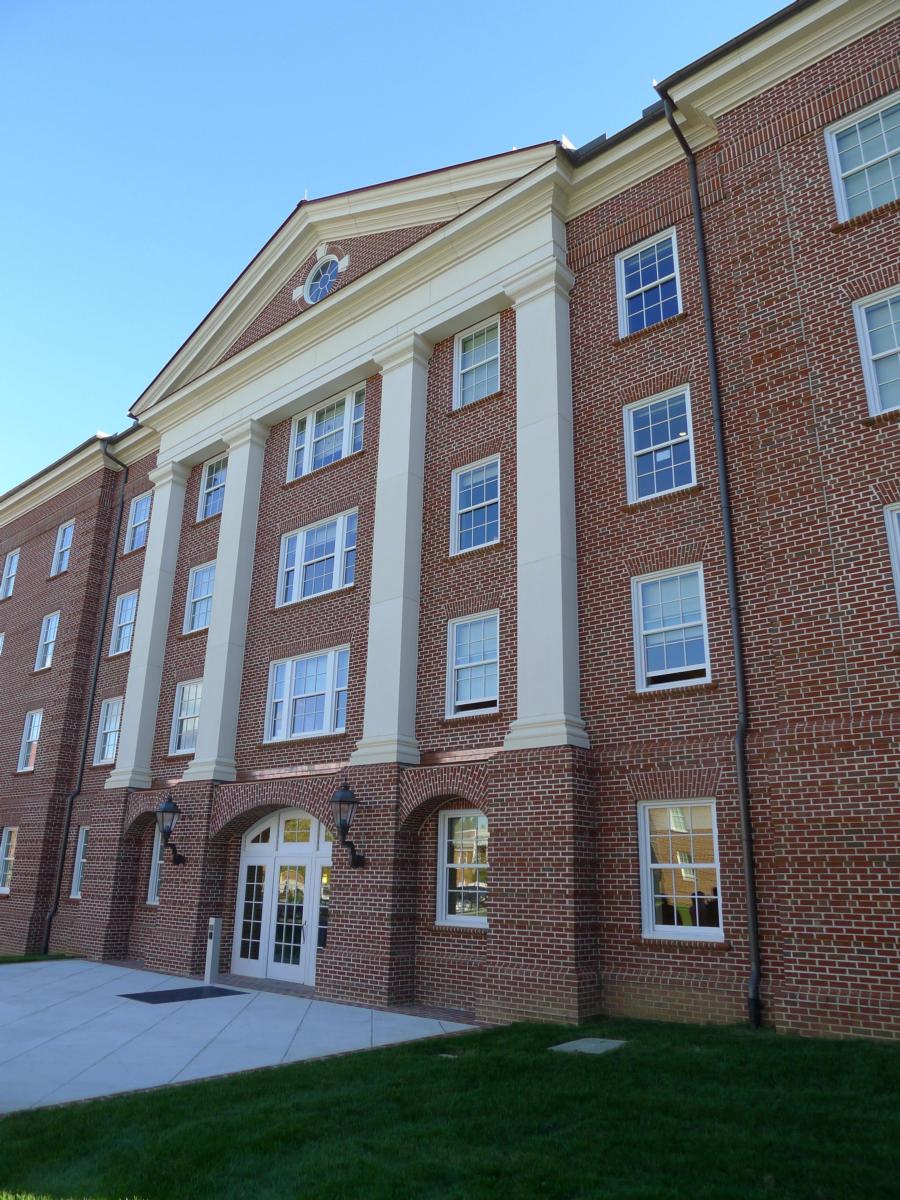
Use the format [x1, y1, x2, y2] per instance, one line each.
[0, 959, 473, 1113]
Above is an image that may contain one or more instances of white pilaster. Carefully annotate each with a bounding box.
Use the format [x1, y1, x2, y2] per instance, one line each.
[350, 333, 430, 765]
[503, 250, 590, 752]
[182, 419, 269, 783]
[106, 461, 190, 790]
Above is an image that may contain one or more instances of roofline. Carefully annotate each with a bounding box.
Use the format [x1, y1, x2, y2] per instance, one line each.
[0, 422, 144, 506]
[566, 0, 822, 169]
[129, 140, 559, 418]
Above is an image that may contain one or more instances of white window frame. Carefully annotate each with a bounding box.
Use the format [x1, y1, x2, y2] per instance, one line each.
[436, 809, 489, 929]
[197, 455, 229, 521]
[70, 826, 89, 899]
[0, 827, 17, 893]
[264, 646, 350, 743]
[825, 91, 900, 223]
[450, 456, 501, 556]
[632, 564, 711, 692]
[1, 548, 20, 599]
[277, 511, 358, 606]
[623, 386, 696, 504]
[453, 317, 501, 411]
[169, 679, 203, 756]
[51, 521, 75, 576]
[93, 696, 123, 765]
[124, 492, 152, 553]
[853, 283, 900, 416]
[286, 387, 365, 482]
[35, 611, 60, 671]
[885, 503, 900, 622]
[17, 709, 43, 773]
[183, 562, 216, 633]
[445, 611, 500, 718]
[615, 227, 682, 339]
[637, 800, 723, 942]
[0, 632, 4, 655]
[147, 824, 165, 905]
[109, 590, 138, 656]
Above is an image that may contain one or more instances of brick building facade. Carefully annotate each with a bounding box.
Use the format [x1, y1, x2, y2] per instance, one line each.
[1, 0, 897, 1038]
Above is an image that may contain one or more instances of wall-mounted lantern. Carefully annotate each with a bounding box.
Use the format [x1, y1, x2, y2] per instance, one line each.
[155, 793, 186, 865]
[330, 779, 365, 868]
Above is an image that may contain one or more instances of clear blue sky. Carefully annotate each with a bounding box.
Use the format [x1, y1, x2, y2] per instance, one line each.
[0, 0, 782, 493]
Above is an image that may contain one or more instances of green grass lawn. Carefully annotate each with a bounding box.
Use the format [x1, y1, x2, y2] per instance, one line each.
[0, 955, 72, 966]
[0, 1018, 897, 1200]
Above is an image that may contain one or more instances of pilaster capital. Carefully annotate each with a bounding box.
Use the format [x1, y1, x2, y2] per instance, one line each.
[148, 460, 190, 490]
[504, 254, 575, 308]
[376, 331, 432, 376]
[222, 417, 270, 453]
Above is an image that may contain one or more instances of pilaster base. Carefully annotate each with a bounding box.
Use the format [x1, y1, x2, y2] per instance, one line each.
[350, 735, 421, 766]
[181, 756, 237, 783]
[503, 715, 590, 752]
[105, 766, 153, 791]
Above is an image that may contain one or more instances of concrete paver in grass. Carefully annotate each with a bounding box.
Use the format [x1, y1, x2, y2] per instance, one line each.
[0, 959, 473, 1113]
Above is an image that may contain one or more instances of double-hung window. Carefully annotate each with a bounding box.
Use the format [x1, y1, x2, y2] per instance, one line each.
[853, 285, 900, 415]
[0, 827, 17, 893]
[94, 697, 123, 765]
[184, 562, 216, 632]
[170, 680, 202, 755]
[198, 456, 228, 520]
[826, 93, 900, 221]
[278, 512, 357, 605]
[125, 492, 152, 552]
[446, 612, 499, 716]
[18, 709, 42, 772]
[35, 611, 60, 670]
[638, 801, 722, 940]
[454, 319, 500, 409]
[110, 591, 138, 655]
[451, 457, 500, 554]
[616, 229, 681, 337]
[624, 388, 695, 502]
[70, 827, 89, 899]
[633, 565, 710, 690]
[437, 810, 489, 927]
[1, 548, 20, 599]
[0, 633, 4, 655]
[885, 504, 900, 620]
[51, 521, 74, 575]
[288, 388, 365, 480]
[265, 646, 349, 741]
[147, 825, 165, 905]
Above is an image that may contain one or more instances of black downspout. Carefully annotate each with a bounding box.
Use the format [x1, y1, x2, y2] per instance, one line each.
[654, 86, 762, 1029]
[41, 439, 129, 954]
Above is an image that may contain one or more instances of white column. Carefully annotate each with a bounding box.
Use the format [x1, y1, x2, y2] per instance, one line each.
[503, 251, 590, 751]
[106, 461, 190, 790]
[350, 333, 430, 765]
[182, 419, 269, 782]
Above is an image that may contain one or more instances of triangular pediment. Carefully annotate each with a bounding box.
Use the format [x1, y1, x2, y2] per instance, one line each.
[131, 142, 560, 417]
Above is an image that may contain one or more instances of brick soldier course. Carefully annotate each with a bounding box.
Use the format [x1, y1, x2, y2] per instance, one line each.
[1, 0, 897, 1038]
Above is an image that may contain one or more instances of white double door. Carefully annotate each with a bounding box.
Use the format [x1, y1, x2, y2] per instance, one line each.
[231, 809, 332, 986]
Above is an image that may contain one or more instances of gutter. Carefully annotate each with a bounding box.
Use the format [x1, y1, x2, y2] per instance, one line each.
[654, 85, 762, 1029]
[41, 439, 130, 954]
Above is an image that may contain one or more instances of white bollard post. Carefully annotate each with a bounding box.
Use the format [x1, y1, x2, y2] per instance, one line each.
[204, 917, 222, 985]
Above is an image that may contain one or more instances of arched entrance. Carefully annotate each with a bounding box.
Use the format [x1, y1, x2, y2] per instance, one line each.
[231, 809, 333, 986]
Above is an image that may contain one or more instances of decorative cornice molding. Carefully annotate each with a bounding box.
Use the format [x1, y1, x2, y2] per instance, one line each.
[503, 255, 575, 306]
[375, 331, 433, 374]
[148, 460, 190, 489]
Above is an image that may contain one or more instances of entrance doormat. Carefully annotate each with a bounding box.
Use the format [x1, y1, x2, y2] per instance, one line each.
[120, 986, 246, 1004]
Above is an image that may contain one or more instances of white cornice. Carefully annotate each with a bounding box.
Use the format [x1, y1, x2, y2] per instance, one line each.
[0, 425, 160, 530]
[132, 144, 559, 416]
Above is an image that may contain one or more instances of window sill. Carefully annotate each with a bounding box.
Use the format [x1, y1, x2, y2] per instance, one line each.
[618, 311, 687, 345]
[179, 627, 209, 641]
[282, 448, 366, 490]
[441, 709, 501, 725]
[0, 888, 9, 897]
[448, 540, 503, 563]
[270, 583, 355, 614]
[629, 680, 718, 700]
[121, 545, 147, 559]
[88, 761, 113, 770]
[630, 934, 731, 951]
[14, 768, 35, 775]
[434, 920, 488, 933]
[257, 730, 346, 749]
[166, 752, 194, 760]
[830, 195, 900, 232]
[861, 407, 900, 429]
[622, 483, 702, 511]
[193, 511, 222, 528]
[47, 570, 69, 581]
[449, 389, 503, 417]
[32, 666, 52, 675]
[107, 650, 131, 659]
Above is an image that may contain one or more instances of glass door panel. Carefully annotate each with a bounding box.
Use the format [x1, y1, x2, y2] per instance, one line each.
[271, 864, 306, 968]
